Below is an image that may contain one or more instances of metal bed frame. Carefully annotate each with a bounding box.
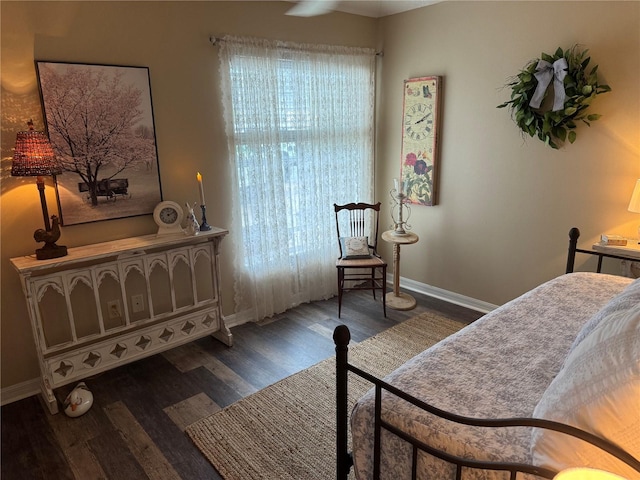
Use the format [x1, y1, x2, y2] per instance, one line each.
[334, 227, 640, 480]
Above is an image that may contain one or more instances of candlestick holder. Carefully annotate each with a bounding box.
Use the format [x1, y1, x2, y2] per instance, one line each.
[390, 185, 411, 236]
[199, 204, 212, 231]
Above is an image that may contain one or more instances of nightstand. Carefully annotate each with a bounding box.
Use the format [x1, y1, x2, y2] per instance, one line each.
[592, 241, 640, 278]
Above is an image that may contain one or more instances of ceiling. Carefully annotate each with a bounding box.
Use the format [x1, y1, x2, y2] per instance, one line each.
[283, 0, 441, 18]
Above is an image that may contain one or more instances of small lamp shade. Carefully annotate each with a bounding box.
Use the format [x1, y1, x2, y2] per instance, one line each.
[11, 120, 61, 177]
[10, 120, 67, 260]
[554, 468, 628, 480]
[628, 179, 640, 214]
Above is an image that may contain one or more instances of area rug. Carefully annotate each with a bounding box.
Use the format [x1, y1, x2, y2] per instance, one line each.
[186, 312, 467, 480]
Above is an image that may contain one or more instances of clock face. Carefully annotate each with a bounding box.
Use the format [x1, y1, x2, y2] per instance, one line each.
[401, 76, 441, 207]
[404, 103, 434, 141]
[160, 207, 178, 225]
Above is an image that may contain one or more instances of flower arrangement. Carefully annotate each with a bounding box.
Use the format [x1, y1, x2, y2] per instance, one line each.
[402, 151, 433, 206]
[497, 46, 611, 149]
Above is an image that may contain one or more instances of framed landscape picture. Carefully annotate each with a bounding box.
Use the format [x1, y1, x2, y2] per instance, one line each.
[401, 76, 442, 206]
[36, 61, 162, 225]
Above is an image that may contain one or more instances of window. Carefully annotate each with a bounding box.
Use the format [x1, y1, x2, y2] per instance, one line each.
[219, 36, 375, 320]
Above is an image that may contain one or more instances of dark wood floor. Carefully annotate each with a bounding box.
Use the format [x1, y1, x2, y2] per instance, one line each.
[1, 289, 483, 480]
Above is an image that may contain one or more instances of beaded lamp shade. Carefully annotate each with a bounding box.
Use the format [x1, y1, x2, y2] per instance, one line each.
[11, 120, 67, 260]
[11, 120, 61, 177]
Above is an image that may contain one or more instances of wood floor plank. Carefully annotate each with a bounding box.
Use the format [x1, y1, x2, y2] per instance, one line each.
[161, 341, 212, 372]
[198, 336, 292, 390]
[184, 365, 243, 408]
[44, 392, 112, 447]
[227, 323, 319, 375]
[44, 394, 113, 480]
[58, 442, 109, 480]
[1, 396, 75, 480]
[88, 428, 149, 479]
[104, 376, 222, 479]
[163, 342, 258, 397]
[255, 315, 337, 363]
[202, 355, 259, 398]
[1, 399, 62, 479]
[104, 401, 182, 480]
[93, 353, 204, 410]
[164, 392, 221, 431]
[306, 321, 340, 341]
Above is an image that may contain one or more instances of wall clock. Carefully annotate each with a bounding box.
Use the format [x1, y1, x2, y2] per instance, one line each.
[401, 76, 442, 206]
[153, 201, 184, 236]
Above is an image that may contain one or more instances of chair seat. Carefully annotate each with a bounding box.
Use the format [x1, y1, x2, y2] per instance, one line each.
[336, 255, 386, 268]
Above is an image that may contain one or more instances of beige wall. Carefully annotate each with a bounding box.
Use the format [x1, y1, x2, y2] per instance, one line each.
[1, 1, 639, 393]
[375, 1, 640, 306]
[0, 1, 377, 390]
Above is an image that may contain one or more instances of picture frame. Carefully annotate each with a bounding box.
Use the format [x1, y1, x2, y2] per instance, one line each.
[400, 76, 442, 206]
[36, 61, 162, 226]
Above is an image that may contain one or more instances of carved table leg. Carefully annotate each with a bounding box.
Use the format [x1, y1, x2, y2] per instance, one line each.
[41, 377, 59, 415]
[211, 320, 233, 347]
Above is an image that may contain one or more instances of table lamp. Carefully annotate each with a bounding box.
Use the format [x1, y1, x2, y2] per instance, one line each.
[11, 120, 67, 260]
[628, 179, 640, 244]
[554, 468, 628, 480]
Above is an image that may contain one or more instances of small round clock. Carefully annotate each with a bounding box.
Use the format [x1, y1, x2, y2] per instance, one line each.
[153, 201, 184, 235]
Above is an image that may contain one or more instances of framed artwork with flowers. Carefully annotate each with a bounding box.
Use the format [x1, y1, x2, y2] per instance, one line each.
[401, 76, 442, 206]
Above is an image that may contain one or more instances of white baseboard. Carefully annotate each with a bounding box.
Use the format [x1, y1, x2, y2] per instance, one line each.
[223, 311, 250, 328]
[391, 275, 497, 314]
[1, 378, 41, 406]
[1, 282, 494, 407]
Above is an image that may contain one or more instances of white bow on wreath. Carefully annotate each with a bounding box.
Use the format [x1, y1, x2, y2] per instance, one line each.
[529, 58, 568, 111]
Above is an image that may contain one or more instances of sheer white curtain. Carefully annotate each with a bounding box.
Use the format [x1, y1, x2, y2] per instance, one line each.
[218, 36, 375, 321]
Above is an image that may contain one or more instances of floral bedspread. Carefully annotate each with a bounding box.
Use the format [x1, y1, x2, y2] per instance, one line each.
[350, 273, 633, 480]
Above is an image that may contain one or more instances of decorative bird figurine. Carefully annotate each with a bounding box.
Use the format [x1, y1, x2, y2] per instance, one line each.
[33, 215, 68, 260]
[34, 214, 61, 245]
[63, 382, 94, 417]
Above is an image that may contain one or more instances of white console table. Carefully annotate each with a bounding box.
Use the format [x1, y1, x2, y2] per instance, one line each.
[10, 228, 231, 414]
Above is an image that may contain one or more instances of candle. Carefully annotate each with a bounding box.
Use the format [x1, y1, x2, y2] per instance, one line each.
[394, 178, 404, 195]
[197, 172, 205, 206]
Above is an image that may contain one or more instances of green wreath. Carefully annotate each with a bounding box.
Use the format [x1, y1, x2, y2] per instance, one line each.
[497, 46, 611, 149]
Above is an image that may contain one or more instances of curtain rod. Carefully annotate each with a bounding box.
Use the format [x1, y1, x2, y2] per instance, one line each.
[209, 36, 383, 57]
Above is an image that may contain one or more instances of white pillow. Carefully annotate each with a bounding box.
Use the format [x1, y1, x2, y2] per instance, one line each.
[339, 236, 371, 259]
[568, 277, 640, 354]
[531, 303, 640, 478]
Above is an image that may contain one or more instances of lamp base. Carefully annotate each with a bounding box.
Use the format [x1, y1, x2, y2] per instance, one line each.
[36, 242, 68, 260]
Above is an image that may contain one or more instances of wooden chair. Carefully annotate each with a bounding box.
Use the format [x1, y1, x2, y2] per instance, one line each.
[334, 202, 387, 318]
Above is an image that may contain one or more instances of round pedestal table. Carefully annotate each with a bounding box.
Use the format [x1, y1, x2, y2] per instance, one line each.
[381, 230, 419, 310]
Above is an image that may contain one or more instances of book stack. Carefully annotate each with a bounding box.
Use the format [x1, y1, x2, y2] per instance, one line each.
[600, 234, 627, 246]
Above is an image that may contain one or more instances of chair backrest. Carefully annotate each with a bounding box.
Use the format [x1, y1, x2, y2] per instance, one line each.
[334, 202, 381, 257]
